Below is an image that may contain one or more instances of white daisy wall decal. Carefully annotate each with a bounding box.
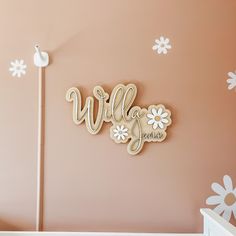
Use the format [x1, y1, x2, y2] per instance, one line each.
[206, 175, 236, 222]
[152, 36, 171, 54]
[147, 107, 170, 129]
[9, 59, 27, 78]
[227, 71, 236, 90]
[113, 125, 128, 141]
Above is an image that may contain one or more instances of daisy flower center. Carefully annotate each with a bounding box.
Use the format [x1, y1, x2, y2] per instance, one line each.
[155, 116, 161, 122]
[224, 192, 236, 206]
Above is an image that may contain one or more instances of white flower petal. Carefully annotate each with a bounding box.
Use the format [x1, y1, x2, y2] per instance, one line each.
[160, 36, 164, 42]
[157, 108, 163, 115]
[212, 183, 226, 195]
[222, 210, 232, 222]
[123, 128, 128, 132]
[223, 175, 233, 192]
[148, 119, 155, 125]
[232, 202, 236, 211]
[228, 83, 236, 90]
[233, 208, 236, 219]
[233, 188, 236, 196]
[153, 122, 158, 130]
[228, 72, 236, 79]
[120, 125, 124, 130]
[227, 78, 235, 84]
[163, 48, 168, 54]
[114, 133, 119, 137]
[152, 45, 158, 50]
[155, 39, 160, 44]
[206, 195, 222, 205]
[147, 114, 154, 119]
[162, 118, 169, 124]
[164, 38, 169, 44]
[228, 81, 236, 89]
[161, 112, 168, 118]
[121, 135, 125, 140]
[123, 132, 128, 136]
[213, 204, 225, 215]
[151, 108, 157, 116]
[157, 47, 165, 54]
[157, 47, 164, 54]
[117, 135, 121, 140]
[166, 44, 172, 49]
[158, 122, 164, 129]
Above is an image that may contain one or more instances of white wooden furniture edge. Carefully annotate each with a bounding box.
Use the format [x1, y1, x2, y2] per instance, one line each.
[0, 209, 235, 236]
[200, 208, 236, 236]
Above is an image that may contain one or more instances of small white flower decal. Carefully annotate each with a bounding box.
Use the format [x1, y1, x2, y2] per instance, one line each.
[147, 107, 169, 130]
[9, 59, 27, 78]
[206, 175, 236, 222]
[113, 125, 128, 141]
[227, 71, 236, 90]
[152, 36, 171, 54]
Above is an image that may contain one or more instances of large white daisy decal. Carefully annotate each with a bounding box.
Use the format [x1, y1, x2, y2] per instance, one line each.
[206, 175, 236, 222]
[152, 36, 171, 54]
[9, 59, 27, 78]
[113, 125, 128, 141]
[147, 107, 170, 130]
[227, 71, 236, 90]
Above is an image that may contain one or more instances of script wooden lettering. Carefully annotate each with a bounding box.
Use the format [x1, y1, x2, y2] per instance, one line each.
[66, 84, 172, 155]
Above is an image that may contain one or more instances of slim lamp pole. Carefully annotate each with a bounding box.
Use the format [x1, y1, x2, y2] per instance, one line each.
[34, 45, 49, 231]
[36, 66, 43, 231]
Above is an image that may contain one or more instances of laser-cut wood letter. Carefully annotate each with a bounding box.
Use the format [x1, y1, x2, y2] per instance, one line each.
[66, 84, 172, 155]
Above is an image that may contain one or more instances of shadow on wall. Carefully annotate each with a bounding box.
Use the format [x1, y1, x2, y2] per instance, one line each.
[0, 219, 24, 231]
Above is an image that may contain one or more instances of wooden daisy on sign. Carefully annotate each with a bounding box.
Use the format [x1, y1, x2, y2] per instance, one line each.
[113, 125, 129, 142]
[147, 107, 169, 130]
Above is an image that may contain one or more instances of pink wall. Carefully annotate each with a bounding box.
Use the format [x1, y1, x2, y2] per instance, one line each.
[0, 0, 236, 233]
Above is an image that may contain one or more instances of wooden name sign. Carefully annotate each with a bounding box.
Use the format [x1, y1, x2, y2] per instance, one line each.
[66, 84, 172, 155]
